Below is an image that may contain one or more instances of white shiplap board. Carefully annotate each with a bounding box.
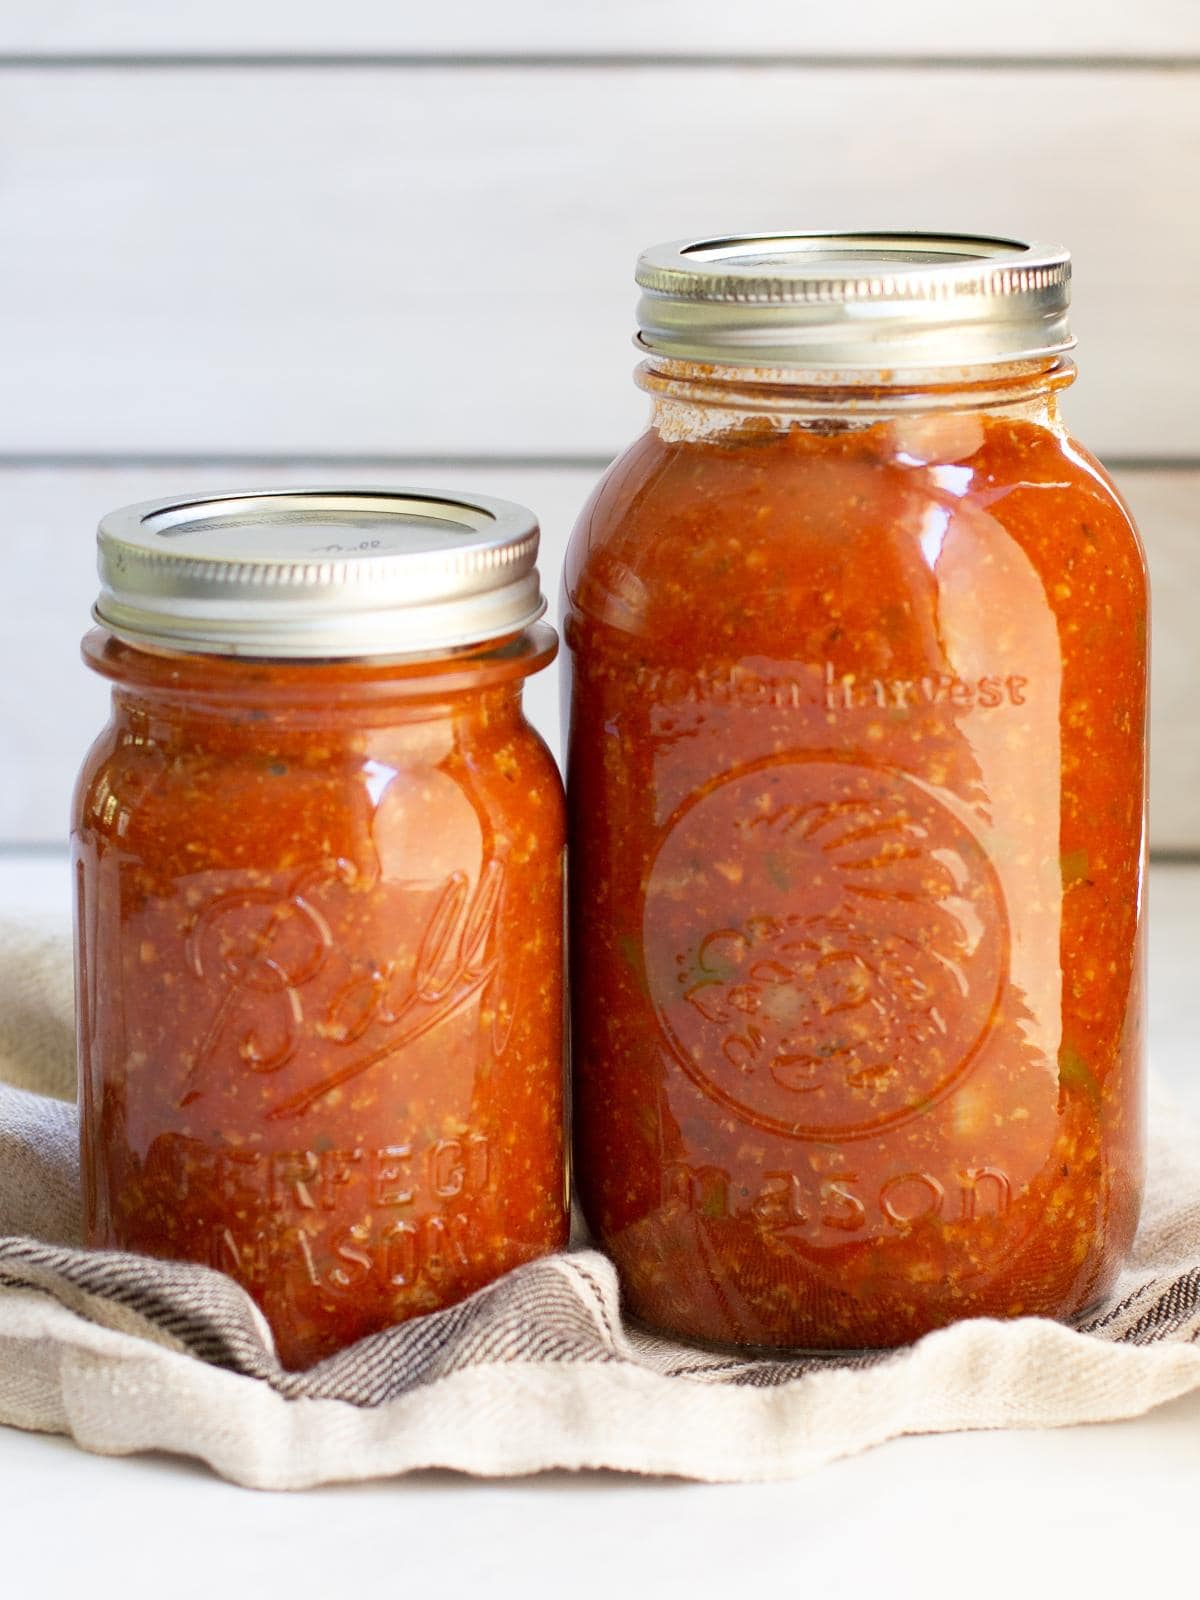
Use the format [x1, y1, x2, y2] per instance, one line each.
[0, 463, 1194, 852]
[1, 2, 1197, 57]
[0, 66, 1197, 459]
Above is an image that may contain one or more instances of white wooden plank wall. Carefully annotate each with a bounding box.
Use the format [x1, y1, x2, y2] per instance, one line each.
[0, 7, 1196, 853]
[1, 67, 1197, 458]
[2, 2, 1198, 58]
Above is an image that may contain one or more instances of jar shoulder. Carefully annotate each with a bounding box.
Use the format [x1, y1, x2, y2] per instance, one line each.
[72, 707, 563, 870]
[564, 419, 1148, 639]
[1055, 431, 1149, 578]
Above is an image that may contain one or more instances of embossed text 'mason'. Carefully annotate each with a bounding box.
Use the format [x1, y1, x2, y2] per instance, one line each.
[664, 1159, 1012, 1239]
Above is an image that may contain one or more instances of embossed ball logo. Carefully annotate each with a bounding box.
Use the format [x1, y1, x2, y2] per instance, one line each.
[642, 761, 1009, 1140]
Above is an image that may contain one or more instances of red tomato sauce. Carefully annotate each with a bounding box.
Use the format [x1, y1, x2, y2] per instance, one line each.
[75, 629, 566, 1368]
[565, 404, 1146, 1348]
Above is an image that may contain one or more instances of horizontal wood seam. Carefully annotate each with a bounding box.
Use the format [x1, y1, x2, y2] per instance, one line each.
[0, 454, 1196, 474]
[0, 53, 1197, 73]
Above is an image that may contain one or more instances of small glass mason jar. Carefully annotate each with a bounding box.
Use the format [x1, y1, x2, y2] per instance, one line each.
[74, 488, 567, 1369]
[564, 233, 1148, 1349]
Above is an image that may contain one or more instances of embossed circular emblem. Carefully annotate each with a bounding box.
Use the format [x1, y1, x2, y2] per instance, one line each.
[643, 760, 1009, 1140]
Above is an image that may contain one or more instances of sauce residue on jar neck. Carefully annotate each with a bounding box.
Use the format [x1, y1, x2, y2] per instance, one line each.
[637, 355, 1075, 446]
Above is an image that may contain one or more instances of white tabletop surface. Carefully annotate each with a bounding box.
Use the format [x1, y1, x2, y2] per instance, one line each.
[2, 855, 1197, 1600]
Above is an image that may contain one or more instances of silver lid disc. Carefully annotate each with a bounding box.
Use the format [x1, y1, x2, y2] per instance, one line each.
[636, 231, 1074, 369]
[94, 487, 545, 659]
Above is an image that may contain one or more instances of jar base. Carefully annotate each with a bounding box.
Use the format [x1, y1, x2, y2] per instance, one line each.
[624, 1290, 1113, 1362]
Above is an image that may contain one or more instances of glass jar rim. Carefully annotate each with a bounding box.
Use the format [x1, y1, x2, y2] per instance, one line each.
[635, 352, 1076, 420]
[81, 621, 559, 708]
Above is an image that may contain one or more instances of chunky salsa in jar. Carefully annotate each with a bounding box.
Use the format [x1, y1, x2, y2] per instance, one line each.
[565, 234, 1147, 1348]
[75, 489, 566, 1368]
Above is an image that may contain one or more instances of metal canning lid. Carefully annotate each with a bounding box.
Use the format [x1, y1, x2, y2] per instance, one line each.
[94, 487, 546, 659]
[635, 231, 1074, 369]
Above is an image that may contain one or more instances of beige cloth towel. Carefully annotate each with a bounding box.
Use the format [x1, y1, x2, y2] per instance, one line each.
[1, 918, 1198, 1489]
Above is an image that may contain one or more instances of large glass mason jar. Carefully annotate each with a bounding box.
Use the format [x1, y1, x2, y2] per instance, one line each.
[75, 489, 567, 1369]
[564, 233, 1148, 1348]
